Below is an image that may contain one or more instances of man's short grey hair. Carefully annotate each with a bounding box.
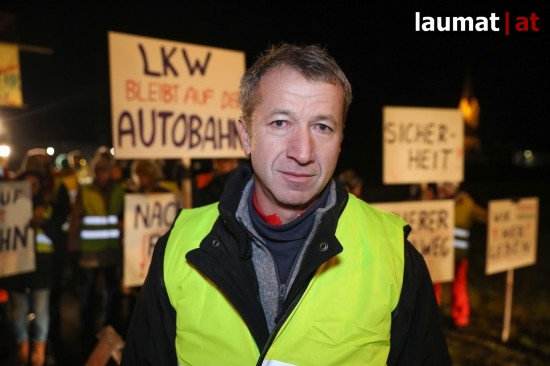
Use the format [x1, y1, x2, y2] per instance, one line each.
[239, 43, 353, 128]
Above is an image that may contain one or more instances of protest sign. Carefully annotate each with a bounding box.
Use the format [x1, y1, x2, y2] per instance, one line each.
[109, 31, 246, 159]
[383, 106, 464, 184]
[0, 181, 34, 277]
[123, 192, 180, 287]
[486, 197, 538, 275]
[374, 199, 455, 282]
[0, 42, 23, 107]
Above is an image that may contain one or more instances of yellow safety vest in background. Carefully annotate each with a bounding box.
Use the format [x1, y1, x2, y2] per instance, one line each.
[453, 192, 476, 252]
[36, 205, 54, 253]
[79, 183, 124, 253]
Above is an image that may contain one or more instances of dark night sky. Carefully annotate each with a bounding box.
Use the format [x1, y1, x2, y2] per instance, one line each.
[1, 1, 548, 182]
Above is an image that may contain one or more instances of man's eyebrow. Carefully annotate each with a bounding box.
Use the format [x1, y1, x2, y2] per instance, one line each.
[311, 114, 338, 123]
[266, 109, 338, 123]
[267, 108, 293, 118]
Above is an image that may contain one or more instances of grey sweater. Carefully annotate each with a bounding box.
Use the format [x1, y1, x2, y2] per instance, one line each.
[235, 178, 338, 331]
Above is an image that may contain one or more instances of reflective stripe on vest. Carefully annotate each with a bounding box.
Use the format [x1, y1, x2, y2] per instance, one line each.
[79, 183, 124, 253]
[80, 215, 120, 240]
[80, 228, 120, 240]
[36, 230, 54, 253]
[80, 214, 120, 251]
[164, 194, 405, 365]
[262, 361, 294, 366]
[36, 205, 54, 253]
[454, 227, 470, 249]
[82, 215, 119, 226]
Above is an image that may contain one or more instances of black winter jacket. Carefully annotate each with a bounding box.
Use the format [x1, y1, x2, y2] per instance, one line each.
[121, 163, 451, 365]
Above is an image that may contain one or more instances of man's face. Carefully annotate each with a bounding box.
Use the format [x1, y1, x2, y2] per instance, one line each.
[238, 66, 344, 219]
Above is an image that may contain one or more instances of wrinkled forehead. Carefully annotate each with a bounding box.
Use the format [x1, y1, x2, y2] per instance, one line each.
[257, 66, 346, 110]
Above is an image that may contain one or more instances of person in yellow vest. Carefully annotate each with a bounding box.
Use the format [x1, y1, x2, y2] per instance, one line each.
[2, 170, 66, 366]
[122, 43, 451, 365]
[68, 150, 125, 343]
[434, 182, 488, 329]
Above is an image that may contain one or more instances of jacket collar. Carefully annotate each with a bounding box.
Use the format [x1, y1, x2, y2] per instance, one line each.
[188, 160, 350, 350]
[217, 161, 349, 260]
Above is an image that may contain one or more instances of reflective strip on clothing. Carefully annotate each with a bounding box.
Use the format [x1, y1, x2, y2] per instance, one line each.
[82, 215, 119, 226]
[36, 232, 54, 253]
[454, 227, 470, 249]
[454, 227, 470, 239]
[80, 229, 120, 240]
[35, 233, 53, 245]
[454, 239, 469, 250]
[262, 361, 296, 366]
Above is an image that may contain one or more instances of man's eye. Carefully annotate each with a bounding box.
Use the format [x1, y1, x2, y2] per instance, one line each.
[271, 120, 287, 128]
[315, 123, 333, 133]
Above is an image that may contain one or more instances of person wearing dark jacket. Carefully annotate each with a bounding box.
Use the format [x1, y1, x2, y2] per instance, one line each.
[121, 43, 451, 365]
[193, 158, 240, 207]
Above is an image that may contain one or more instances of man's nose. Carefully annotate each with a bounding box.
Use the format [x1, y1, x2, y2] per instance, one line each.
[286, 127, 314, 165]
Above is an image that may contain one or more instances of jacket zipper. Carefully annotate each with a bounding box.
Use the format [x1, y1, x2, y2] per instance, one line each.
[256, 283, 304, 366]
[277, 283, 287, 316]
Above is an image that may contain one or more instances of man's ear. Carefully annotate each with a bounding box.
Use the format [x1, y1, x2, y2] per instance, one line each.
[237, 117, 251, 157]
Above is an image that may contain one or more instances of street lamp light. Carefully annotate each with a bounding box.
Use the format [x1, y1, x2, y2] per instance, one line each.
[0, 144, 10, 179]
[0, 144, 10, 158]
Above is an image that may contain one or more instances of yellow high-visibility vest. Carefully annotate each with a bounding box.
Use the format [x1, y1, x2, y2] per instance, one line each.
[165, 194, 405, 365]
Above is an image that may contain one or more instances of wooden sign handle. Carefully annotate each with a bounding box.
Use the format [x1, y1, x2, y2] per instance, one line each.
[85, 325, 125, 366]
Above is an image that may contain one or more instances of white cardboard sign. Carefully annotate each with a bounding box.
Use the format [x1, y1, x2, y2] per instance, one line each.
[486, 197, 538, 275]
[109, 31, 246, 159]
[374, 199, 455, 283]
[0, 181, 35, 277]
[383, 106, 464, 184]
[123, 192, 180, 287]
